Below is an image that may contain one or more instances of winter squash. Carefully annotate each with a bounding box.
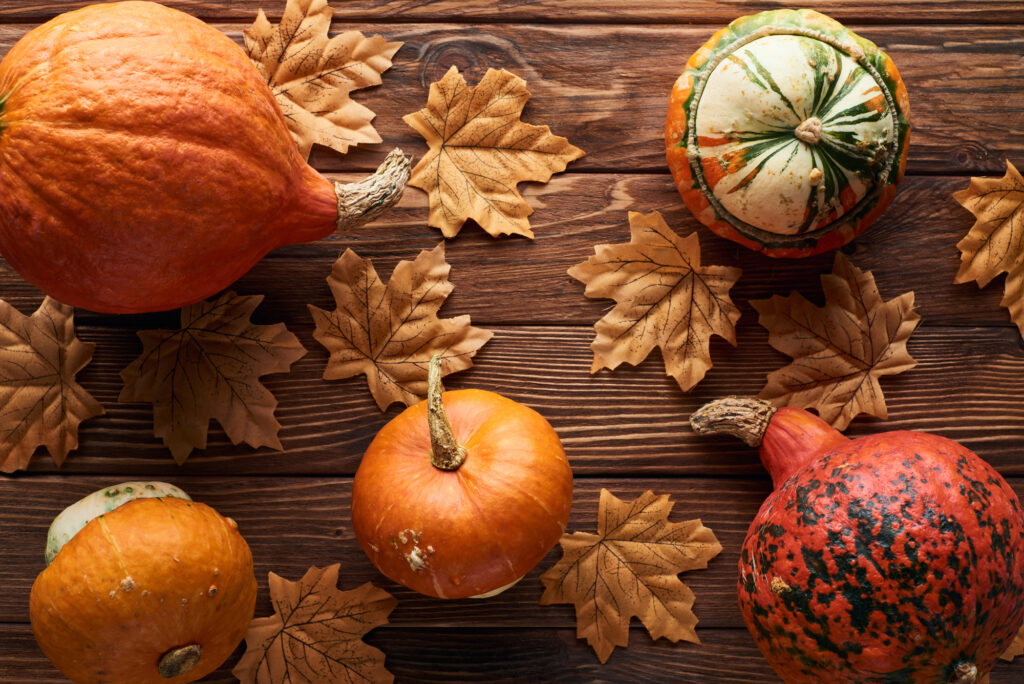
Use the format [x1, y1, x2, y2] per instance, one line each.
[0, 1, 408, 314]
[30, 482, 257, 683]
[666, 10, 911, 258]
[690, 398, 1024, 683]
[352, 356, 574, 599]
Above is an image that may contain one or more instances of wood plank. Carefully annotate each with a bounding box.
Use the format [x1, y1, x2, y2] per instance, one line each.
[0, 477, 764, 629]
[0, 1, 1021, 25]
[0, 175, 1014, 329]
[12, 622, 1020, 684]
[5, 324, 1023, 476]
[3, 479, 1024, 682]
[0, 624, 783, 683]
[0, 24, 1019, 175]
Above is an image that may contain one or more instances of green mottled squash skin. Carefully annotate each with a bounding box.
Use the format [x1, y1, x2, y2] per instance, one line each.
[692, 400, 1024, 683]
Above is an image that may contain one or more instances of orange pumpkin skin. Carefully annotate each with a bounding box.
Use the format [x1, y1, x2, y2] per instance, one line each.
[30, 497, 257, 683]
[352, 388, 574, 599]
[0, 1, 337, 313]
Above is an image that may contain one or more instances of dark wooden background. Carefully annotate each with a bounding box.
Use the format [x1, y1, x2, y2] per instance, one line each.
[2, 1, 1024, 682]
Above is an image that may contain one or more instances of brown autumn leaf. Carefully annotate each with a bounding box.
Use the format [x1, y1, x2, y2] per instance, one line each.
[119, 292, 306, 464]
[567, 210, 742, 392]
[308, 244, 493, 410]
[233, 563, 397, 684]
[539, 489, 722, 664]
[0, 297, 103, 472]
[245, 0, 402, 160]
[1001, 623, 1024, 662]
[752, 253, 920, 431]
[403, 66, 585, 239]
[953, 160, 1024, 337]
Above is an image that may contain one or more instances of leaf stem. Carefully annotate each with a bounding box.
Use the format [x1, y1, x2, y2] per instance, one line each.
[428, 355, 467, 471]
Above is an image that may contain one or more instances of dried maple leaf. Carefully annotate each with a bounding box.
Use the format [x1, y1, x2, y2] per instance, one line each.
[954, 161, 1024, 336]
[308, 244, 492, 410]
[752, 253, 920, 431]
[119, 292, 306, 464]
[403, 66, 585, 238]
[0, 297, 103, 472]
[539, 489, 722, 664]
[233, 563, 397, 684]
[245, 0, 402, 160]
[567, 210, 742, 392]
[1001, 623, 1024, 662]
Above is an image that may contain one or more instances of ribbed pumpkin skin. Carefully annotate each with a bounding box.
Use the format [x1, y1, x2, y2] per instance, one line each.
[741, 429, 1024, 683]
[30, 497, 257, 683]
[0, 1, 337, 313]
[352, 388, 574, 599]
[666, 9, 911, 258]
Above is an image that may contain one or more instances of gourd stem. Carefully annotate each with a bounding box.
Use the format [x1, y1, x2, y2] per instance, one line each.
[335, 148, 412, 232]
[158, 644, 201, 678]
[428, 355, 467, 471]
[949, 661, 978, 684]
[795, 117, 823, 145]
[690, 396, 777, 447]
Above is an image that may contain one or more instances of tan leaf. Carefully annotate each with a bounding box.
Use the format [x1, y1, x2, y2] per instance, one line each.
[539, 489, 722, 664]
[953, 160, 1024, 337]
[245, 0, 402, 160]
[0, 297, 103, 472]
[233, 563, 397, 684]
[567, 210, 742, 392]
[1001, 622, 1024, 662]
[403, 66, 585, 238]
[119, 292, 307, 464]
[752, 253, 920, 430]
[308, 244, 493, 410]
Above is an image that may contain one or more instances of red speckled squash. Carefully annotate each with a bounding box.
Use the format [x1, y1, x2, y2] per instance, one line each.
[691, 398, 1024, 684]
[352, 356, 573, 599]
[0, 1, 407, 314]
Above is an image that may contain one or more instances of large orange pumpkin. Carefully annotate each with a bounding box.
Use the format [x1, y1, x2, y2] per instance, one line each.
[30, 482, 257, 683]
[0, 1, 407, 314]
[352, 356, 574, 599]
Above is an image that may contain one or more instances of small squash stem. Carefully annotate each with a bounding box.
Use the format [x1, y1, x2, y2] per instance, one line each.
[428, 355, 467, 471]
[794, 116, 823, 145]
[335, 148, 411, 232]
[691, 396, 848, 489]
[690, 396, 778, 447]
[949, 661, 978, 684]
[158, 644, 202, 678]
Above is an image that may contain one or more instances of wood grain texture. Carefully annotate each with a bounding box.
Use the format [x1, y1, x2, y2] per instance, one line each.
[0, 324, 1018, 476]
[0, 0, 1021, 24]
[0, 175, 1013, 329]
[1, 2, 1023, 682]
[0, 624, 774, 683]
[4, 479, 1024, 682]
[0, 23, 1020, 175]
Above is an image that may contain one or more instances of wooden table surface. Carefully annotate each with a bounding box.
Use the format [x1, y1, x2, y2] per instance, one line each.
[2, 1, 1024, 682]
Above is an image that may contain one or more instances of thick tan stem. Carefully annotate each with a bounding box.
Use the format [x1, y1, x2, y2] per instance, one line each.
[427, 355, 467, 471]
[335, 148, 411, 232]
[690, 396, 777, 447]
[158, 644, 201, 678]
[795, 116, 823, 144]
[949, 661, 978, 684]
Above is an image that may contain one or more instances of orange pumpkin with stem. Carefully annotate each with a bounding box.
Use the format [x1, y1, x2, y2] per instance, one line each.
[0, 1, 408, 314]
[30, 482, 257, 683]
[352, 355, 574, 599]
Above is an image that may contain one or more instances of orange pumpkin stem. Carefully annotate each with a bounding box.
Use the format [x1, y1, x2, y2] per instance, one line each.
[427, 355, 467, 471]
[334, 148, 412, 234]
[157, 643, 202, 678]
